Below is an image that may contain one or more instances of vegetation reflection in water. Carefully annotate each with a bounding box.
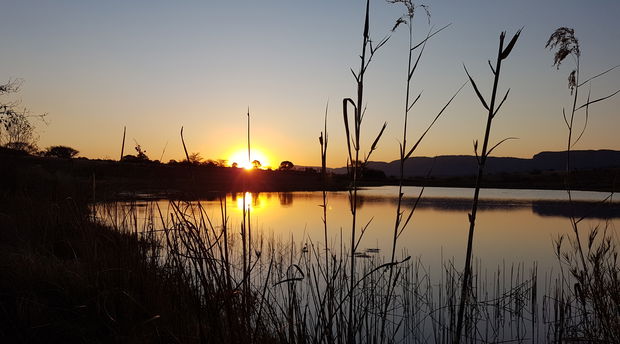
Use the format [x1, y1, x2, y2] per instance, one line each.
[97, 186, 620, 276]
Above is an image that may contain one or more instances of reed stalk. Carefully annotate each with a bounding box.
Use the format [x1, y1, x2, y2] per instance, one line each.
[547, 27, 619, 276]
[380, 3, 465, 340]
[546, 27, 620, 342]
[119, 125, 126, 161]
[454, 29, 521, 344]
[342, 1, 391, 341]
[319, 101, 336, 342]
[180, 126, 190, 163]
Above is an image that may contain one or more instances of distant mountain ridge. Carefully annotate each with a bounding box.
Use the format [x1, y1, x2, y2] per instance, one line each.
[332, 150, 620, 178]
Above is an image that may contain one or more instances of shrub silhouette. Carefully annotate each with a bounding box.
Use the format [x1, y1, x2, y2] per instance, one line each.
[45, 145, 79, 159]
[278, 160, 294, 170]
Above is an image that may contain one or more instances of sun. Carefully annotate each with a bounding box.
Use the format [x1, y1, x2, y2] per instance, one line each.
[228, 148, 271, 170]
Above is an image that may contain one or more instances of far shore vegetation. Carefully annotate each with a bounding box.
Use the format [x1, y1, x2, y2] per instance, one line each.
[2, 146, 619, 198]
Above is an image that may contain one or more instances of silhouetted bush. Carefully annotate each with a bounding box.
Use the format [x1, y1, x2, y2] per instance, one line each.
[278, 160, 294, 170]
[44, 145, 79, 159]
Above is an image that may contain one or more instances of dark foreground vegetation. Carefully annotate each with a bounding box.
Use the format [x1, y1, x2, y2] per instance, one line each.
[0, 151, 269, 342]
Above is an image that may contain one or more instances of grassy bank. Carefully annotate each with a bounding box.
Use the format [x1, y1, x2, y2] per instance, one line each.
[0, 155, 278, 343]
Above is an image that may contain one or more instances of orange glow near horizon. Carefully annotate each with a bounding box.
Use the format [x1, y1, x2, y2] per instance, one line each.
[228, 148, 271, 170]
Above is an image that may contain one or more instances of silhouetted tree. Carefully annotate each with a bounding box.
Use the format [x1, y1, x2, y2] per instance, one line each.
[278, 160, 294, 170]
[252, 159, 261, 169]
[231, 162, 239, 168]
[0, 80, 22, 146]
[134, 143, 148, 161]
[1, 110, 36, 150]
[1, 80, 44, 153]
[188, 152, 203, 164]
[123, 142, 149, 162]
[3, 141, 37, 154]
[45, 145, 79, 159]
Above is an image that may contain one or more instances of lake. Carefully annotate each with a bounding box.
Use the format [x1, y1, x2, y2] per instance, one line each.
[98, 185, 620, 274]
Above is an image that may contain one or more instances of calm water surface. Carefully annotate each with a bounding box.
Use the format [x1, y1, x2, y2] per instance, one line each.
[100, 186, 619, 273]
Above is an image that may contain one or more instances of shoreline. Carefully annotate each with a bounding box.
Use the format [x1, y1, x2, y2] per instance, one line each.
[2, 153, 618, 202]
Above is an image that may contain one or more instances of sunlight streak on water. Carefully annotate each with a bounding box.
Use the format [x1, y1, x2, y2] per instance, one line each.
[236, 192, 252, 211]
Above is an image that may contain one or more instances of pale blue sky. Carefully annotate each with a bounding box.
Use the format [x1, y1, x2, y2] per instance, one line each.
[1, 0, 619, 166]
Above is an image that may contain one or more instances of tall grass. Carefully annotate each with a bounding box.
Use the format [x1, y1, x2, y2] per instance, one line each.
[454, 28, 521, 344]
[341, 0, 390, 341]
[380, 1, 464, 341]
[319, 100, 336, 341]
[94, 196, 547, 343]
[544, 27, 620, 342]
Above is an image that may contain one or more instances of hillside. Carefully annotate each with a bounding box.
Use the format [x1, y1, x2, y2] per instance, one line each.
[333, 150, 620, 178]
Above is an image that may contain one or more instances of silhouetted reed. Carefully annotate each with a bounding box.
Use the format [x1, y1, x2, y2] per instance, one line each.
[96, 195, 548, 343]
[119, 125, 126, 161]
[341, 0, 391, 341]
[544, 27, 620, 342]
[380, 1, 465, 341]
[454, 28, 522, 343]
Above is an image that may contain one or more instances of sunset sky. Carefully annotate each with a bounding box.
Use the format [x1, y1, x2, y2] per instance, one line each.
[2, 0, 619, 168]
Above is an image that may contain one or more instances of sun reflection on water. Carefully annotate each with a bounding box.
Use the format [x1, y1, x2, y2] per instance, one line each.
[233, 192, 269, 212]
[236, 192, 253, 211]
